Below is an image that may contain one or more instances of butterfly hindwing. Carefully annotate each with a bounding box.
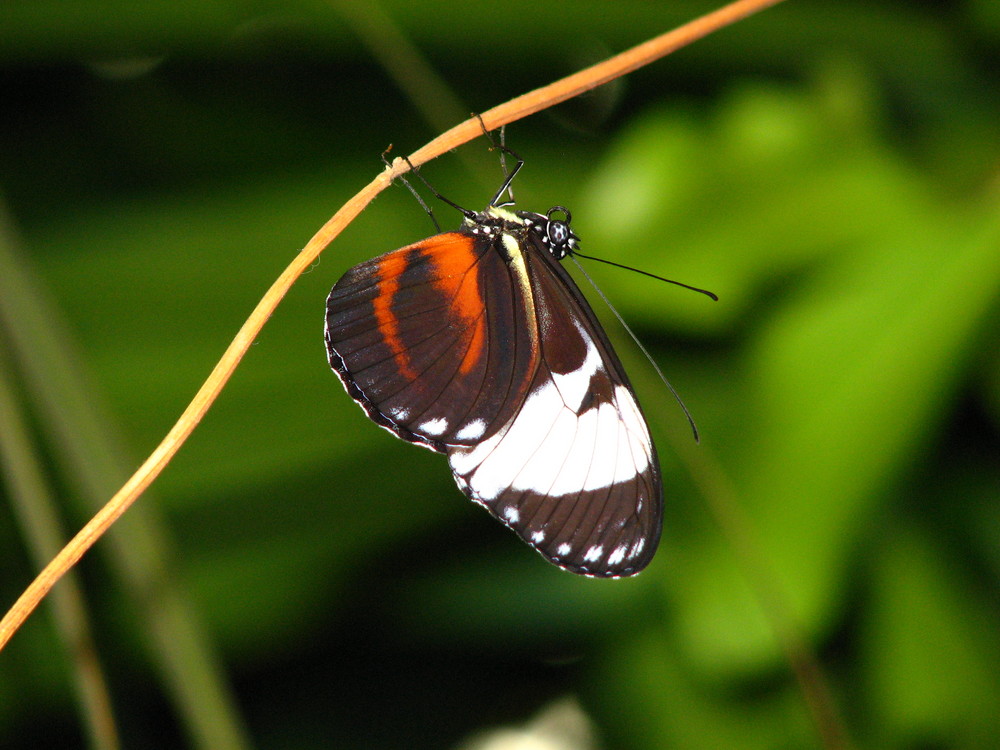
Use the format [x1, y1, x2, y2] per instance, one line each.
[446, 226, 661, 577]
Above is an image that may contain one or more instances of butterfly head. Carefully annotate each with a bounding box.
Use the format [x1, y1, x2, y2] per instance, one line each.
[520, 206, 580, 260]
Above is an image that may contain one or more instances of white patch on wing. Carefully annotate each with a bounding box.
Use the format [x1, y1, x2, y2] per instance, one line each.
[510, 383, 579, 493]
[616, 384, 653, 460]
[531, 530, 546, 544]
[455, 418, 486, 441]
[389, 406, 410, 422]
[503, 506, 520, 524]
[584, 545, 604, 563]
[628, 537, 646, 559]
[551, 395, 600, 492]
[418, 417, 448, 436]
[447, 383, 557, 500]
[448, 377, 653, 502]
[608, 544, 628, 566]
[557, 543, 572, 556]
[550, 326, 602, 411]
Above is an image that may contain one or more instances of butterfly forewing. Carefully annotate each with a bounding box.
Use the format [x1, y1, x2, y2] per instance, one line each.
[325, 231, 536, 451]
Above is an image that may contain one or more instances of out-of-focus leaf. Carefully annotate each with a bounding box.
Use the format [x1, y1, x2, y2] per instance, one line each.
[594, 629, 814, 750]
[697, 183, 1000, 670]
[864, 526, 1000, 746]
[583, 70, 1000, 679]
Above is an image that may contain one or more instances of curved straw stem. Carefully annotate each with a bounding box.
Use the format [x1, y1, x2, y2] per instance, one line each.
[0, 0, 787, 653]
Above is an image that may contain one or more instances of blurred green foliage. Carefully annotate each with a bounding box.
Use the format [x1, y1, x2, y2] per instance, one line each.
[1, 1, 998, 749]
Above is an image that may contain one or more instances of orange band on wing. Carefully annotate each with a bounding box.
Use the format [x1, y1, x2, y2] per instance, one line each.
[373, 252, 419, 381]
[427, 236, 486, 376]
[459, 316, 486, 375]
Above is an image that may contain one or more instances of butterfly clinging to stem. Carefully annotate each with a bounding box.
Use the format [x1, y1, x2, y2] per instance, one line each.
[324, 131, 715, 577]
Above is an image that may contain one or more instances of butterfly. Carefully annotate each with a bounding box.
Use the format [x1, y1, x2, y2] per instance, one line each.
[324, 148, 665, 577]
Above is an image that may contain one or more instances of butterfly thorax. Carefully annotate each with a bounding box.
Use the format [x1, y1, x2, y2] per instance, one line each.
[463, 205, 580, 262]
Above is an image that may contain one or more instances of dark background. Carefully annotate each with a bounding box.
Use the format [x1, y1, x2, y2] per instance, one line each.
[1, 1, 999, 748]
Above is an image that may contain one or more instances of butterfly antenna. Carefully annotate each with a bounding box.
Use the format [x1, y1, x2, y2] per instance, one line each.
[572, 251, 718, 301]
[569, 256, 703, 443]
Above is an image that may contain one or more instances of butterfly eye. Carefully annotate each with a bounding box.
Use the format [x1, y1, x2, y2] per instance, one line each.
[547, 221, 569, 246]
[543, 206, 577, 258]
